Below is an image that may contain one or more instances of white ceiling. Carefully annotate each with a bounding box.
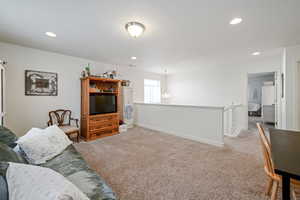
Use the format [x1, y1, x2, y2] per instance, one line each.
[0, 0, 300, 73]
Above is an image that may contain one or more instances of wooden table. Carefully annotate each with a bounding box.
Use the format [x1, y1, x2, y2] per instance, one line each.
[270, 128, 300, 200]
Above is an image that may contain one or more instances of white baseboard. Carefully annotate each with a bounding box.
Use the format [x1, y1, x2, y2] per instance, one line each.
[135, 123, 224, 147]
[224, 133, 237, 137]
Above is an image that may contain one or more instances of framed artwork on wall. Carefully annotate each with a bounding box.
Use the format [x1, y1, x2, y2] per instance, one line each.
[25, 70, 58, 96]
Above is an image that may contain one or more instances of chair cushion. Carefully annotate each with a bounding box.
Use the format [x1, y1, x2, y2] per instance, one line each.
[0, 143, 27, 163]
[0, 126, 17, 148]
[59, 126, 79, 134]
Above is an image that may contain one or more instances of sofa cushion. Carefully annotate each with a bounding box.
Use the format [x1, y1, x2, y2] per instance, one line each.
[0, 175, 8, 200]
[0, 162, 9, 200]
[41, 145, 116, 200]
[6, 162, 89, 200]
[0, 143, 26, 163]
[59, 126, 79, 134]
[0, 127, 17, 148]
[0, 162, 9, 177]
[16, 125, 72, 164]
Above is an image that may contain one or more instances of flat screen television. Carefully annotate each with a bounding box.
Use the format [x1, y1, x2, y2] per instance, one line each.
[90, 94, 117, 115]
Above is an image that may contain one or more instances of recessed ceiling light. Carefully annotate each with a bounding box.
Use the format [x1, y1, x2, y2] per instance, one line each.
[125, 22, 146, 38]
[230, 18, 243, 25]
[45, 32, 56, 37]
[131, 56, 137, 60]
[252, 52, 261, 56]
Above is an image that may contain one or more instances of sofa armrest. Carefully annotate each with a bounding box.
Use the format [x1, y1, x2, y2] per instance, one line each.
[0, 126, 18, 148]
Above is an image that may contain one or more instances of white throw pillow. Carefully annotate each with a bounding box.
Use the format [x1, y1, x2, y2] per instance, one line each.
[16, 125, 72, 164]
[17, 127, 44, 143]
[44, 125, 73, 152]
[7, 162, 89, 200]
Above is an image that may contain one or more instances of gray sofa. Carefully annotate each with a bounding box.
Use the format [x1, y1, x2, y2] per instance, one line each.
[0, 126, 117, 200]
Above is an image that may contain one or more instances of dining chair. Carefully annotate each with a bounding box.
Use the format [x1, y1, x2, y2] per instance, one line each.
[257, 123, 300, 200]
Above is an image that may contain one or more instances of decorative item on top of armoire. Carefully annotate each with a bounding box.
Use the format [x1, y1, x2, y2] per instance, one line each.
[25, 70, 58, 96]
[81, 63, 91, 78]
[121, 80, 131, 87]
[102, 70, 117, 79]
[81, 70, 86, 78]
[85, 63, 91, 76]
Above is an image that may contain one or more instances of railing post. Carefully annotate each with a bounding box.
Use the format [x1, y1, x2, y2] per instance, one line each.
[224, 104, 246, 137]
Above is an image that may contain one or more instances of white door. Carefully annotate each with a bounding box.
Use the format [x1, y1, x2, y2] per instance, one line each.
[0, 63, 5, 126]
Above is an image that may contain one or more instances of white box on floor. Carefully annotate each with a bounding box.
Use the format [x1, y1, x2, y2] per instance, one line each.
[119, 124, 127, 133]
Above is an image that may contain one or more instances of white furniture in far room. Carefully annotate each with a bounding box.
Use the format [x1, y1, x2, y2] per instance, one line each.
[121, 87, 134, 128]
[262, 105, 275, 123]
[262, 82, 275, 123]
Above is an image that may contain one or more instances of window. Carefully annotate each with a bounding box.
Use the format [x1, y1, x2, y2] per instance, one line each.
[144, 79, 161, 103]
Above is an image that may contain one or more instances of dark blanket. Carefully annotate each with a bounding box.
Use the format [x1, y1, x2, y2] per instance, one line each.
[0, 126, 117, 200]
[41, 145, 116, 200]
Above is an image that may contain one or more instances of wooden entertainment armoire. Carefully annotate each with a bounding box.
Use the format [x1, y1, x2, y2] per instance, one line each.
[80, 77, 121, 141]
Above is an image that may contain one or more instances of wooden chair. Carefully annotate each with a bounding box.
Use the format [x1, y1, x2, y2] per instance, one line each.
[47, 109, 80, 142]
[257, 123, 300, 200]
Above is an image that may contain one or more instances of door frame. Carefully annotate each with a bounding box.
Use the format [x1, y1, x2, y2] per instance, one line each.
[246, 71, 281, 129]
[296, 62, 300, 130]
[274, 71, 282, 128]
[0, 62, 5, 126]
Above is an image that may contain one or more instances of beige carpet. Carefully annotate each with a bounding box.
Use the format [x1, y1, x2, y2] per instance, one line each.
[75, 127, 271, 200]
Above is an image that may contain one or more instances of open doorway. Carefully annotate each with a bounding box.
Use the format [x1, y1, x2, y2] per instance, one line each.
[248, 72, 276, 131]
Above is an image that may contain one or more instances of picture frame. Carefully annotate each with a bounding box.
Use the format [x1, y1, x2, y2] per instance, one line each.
[25, 70, 58, 96]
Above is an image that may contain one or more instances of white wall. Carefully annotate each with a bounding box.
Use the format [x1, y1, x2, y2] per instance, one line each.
[0, 42, 162, 136]
[135, 102, 224, 147]
[284, 45, 300, 129]
[167, 57, 281, 107]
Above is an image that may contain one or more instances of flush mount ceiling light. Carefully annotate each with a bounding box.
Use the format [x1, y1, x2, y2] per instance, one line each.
[252, 52, 261, 56]
[230, 18, 243, 25]
[45, 32, 56, 37]
[131, 56, 137, 60]
[125, 22, 145, 38]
